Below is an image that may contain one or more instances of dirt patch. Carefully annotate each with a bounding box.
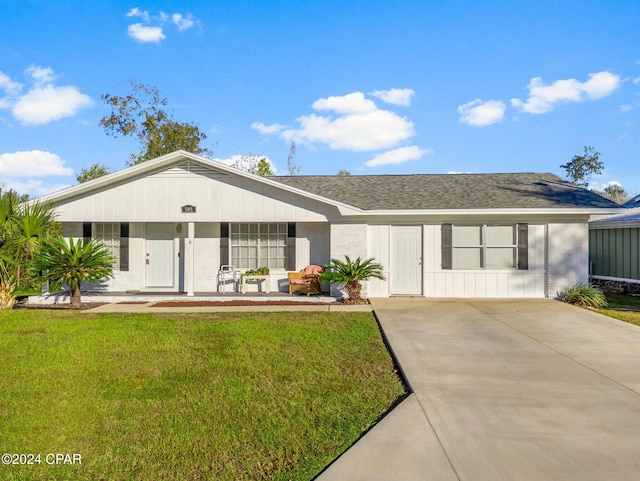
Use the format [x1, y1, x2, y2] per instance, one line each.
[152, 300, 333, 307]
[16, 302, 107, 310]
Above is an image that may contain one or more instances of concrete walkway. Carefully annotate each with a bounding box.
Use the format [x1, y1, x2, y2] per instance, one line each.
[317, 298, 640, 481]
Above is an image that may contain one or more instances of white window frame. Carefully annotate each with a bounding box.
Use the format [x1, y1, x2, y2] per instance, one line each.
[452, 224, 517, 270]
[230, 223, 287, 269]
[94, 223, 120, 271]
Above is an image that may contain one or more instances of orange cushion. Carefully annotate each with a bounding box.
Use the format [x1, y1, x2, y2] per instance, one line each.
[303, 265, 323, 276]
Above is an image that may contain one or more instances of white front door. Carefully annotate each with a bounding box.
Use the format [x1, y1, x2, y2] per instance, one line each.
[390, 225, 422, 295]
[146, 223, 174, 288]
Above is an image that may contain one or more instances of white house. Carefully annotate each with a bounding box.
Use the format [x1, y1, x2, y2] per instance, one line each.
[35, 151, 623, 299]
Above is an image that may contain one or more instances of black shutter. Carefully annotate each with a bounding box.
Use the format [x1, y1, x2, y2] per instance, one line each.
[220, 222, 230, 266]
[286, 223, 296, 271]
[517, 223, 529, 270]
[82, 222, 92, 246]
[119, 223, 129, 271]
[441, 224, 453, 270]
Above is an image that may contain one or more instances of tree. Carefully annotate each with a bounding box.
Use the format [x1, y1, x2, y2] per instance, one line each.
[337, 169, 351, 176]
[231, 154, 274, 176]
[561, 146, 603, 188]
[321, 255, 385, 303]
[76, 163, 111, 183]
[253, 157, 275, 176]
[33, 236, 114, 307]
[599, 184, 629, 204]
[99, 81, 213, 165]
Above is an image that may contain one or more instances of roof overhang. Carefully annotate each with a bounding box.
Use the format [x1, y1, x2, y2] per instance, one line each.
[337, 207, 627, 217]
[589, 207, 640, 228]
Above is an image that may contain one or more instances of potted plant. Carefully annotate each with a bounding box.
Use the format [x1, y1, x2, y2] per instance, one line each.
[244, 266, 269, 276]
[321, 256, 385, 303]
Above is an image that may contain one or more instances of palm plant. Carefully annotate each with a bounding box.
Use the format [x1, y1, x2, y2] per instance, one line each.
[33, 236, 114, 307]
[7, 201, 55, 284]
[321, 255, 385, 303]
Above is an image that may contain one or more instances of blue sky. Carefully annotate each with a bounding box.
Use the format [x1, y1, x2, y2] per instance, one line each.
[1, 0, 640, 198]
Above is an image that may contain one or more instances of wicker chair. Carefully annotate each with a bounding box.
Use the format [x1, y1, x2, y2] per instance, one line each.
[288, 265, 323, 296]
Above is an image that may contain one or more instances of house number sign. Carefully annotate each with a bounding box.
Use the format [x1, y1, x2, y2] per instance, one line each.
[181, 204, 196, 213]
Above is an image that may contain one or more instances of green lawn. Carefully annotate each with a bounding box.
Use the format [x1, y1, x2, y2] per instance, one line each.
[597, 292, 640, 326]
[0, 310, 405, 481]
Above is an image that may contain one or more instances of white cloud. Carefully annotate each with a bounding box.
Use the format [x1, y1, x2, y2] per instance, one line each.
[364, 146, 431, 167]
[254, 91, 416, 152]
[251, 122, 286, 134]
[0, 71, 23, 96]
[26, 65, 55, 85]
[370, 88, 415, 106]
[126, 8, 197, 42]
[3, 179, 71, 197]
[590, 179, 623, 193]
[511, 71, 620, 114]
[312, 92, 377, 114]
[126, 7, 150, 21]
[458, 99, 506, 126]
[620, 104, 633, 112]
[13, 84, 93, 125]
[0, 67, 92, 125]
[172, 13, 195, 31]
[128, 23, 165, 43]
[0, 150, 74, 178]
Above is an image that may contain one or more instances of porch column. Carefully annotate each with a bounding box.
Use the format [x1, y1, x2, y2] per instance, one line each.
[186, 222, 195, 297]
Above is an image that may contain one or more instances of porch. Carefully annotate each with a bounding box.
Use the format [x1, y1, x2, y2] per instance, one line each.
[27, 290, 340, 305]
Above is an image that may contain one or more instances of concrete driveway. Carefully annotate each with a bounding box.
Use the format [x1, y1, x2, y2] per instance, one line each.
[318, 298, 640, 481]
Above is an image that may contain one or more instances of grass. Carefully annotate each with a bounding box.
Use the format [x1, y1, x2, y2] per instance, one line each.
[597, 292, 640, 326]
[0, 310, 405, 481]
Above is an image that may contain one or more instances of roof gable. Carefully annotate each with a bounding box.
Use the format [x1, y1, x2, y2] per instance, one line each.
[36, 151, 356, 212]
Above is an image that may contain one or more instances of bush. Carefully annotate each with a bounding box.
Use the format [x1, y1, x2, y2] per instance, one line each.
[559, 282, 608, 308]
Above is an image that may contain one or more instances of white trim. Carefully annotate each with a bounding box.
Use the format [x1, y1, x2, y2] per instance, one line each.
[342, 208, 625, 217]
[590, 275, 640, 285]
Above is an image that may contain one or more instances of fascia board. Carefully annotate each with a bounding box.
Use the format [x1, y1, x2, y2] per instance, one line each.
[337, 207, 627, 217]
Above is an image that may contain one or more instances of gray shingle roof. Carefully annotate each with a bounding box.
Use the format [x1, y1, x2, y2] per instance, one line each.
[590, 207, 640, 227]
[270, 172, 619, 210]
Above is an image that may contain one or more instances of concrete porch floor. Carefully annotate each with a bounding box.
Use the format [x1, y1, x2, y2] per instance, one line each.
[28, 290, 339, 305]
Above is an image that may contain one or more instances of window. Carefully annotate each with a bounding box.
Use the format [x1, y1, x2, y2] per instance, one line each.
[230, 223, 287, 269]
[94, 223, 121, 270]
[452, 224, 517, 269]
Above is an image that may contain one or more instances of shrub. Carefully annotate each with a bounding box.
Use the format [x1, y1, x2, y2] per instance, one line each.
[559, 282, 608, 308]
[322, 256, 385, 303]
[33, 236, 114, 307]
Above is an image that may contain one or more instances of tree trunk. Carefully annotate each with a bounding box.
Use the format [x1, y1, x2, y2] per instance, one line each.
[345, 281, 362, 303]
[71, 287, 82, 307]
[0, 280, 16, 309]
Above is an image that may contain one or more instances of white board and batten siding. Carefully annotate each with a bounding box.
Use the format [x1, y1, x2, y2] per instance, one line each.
[423, 224, 546, 298]
[368, 223, 550, 298]
[53, 163, 338, 223]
